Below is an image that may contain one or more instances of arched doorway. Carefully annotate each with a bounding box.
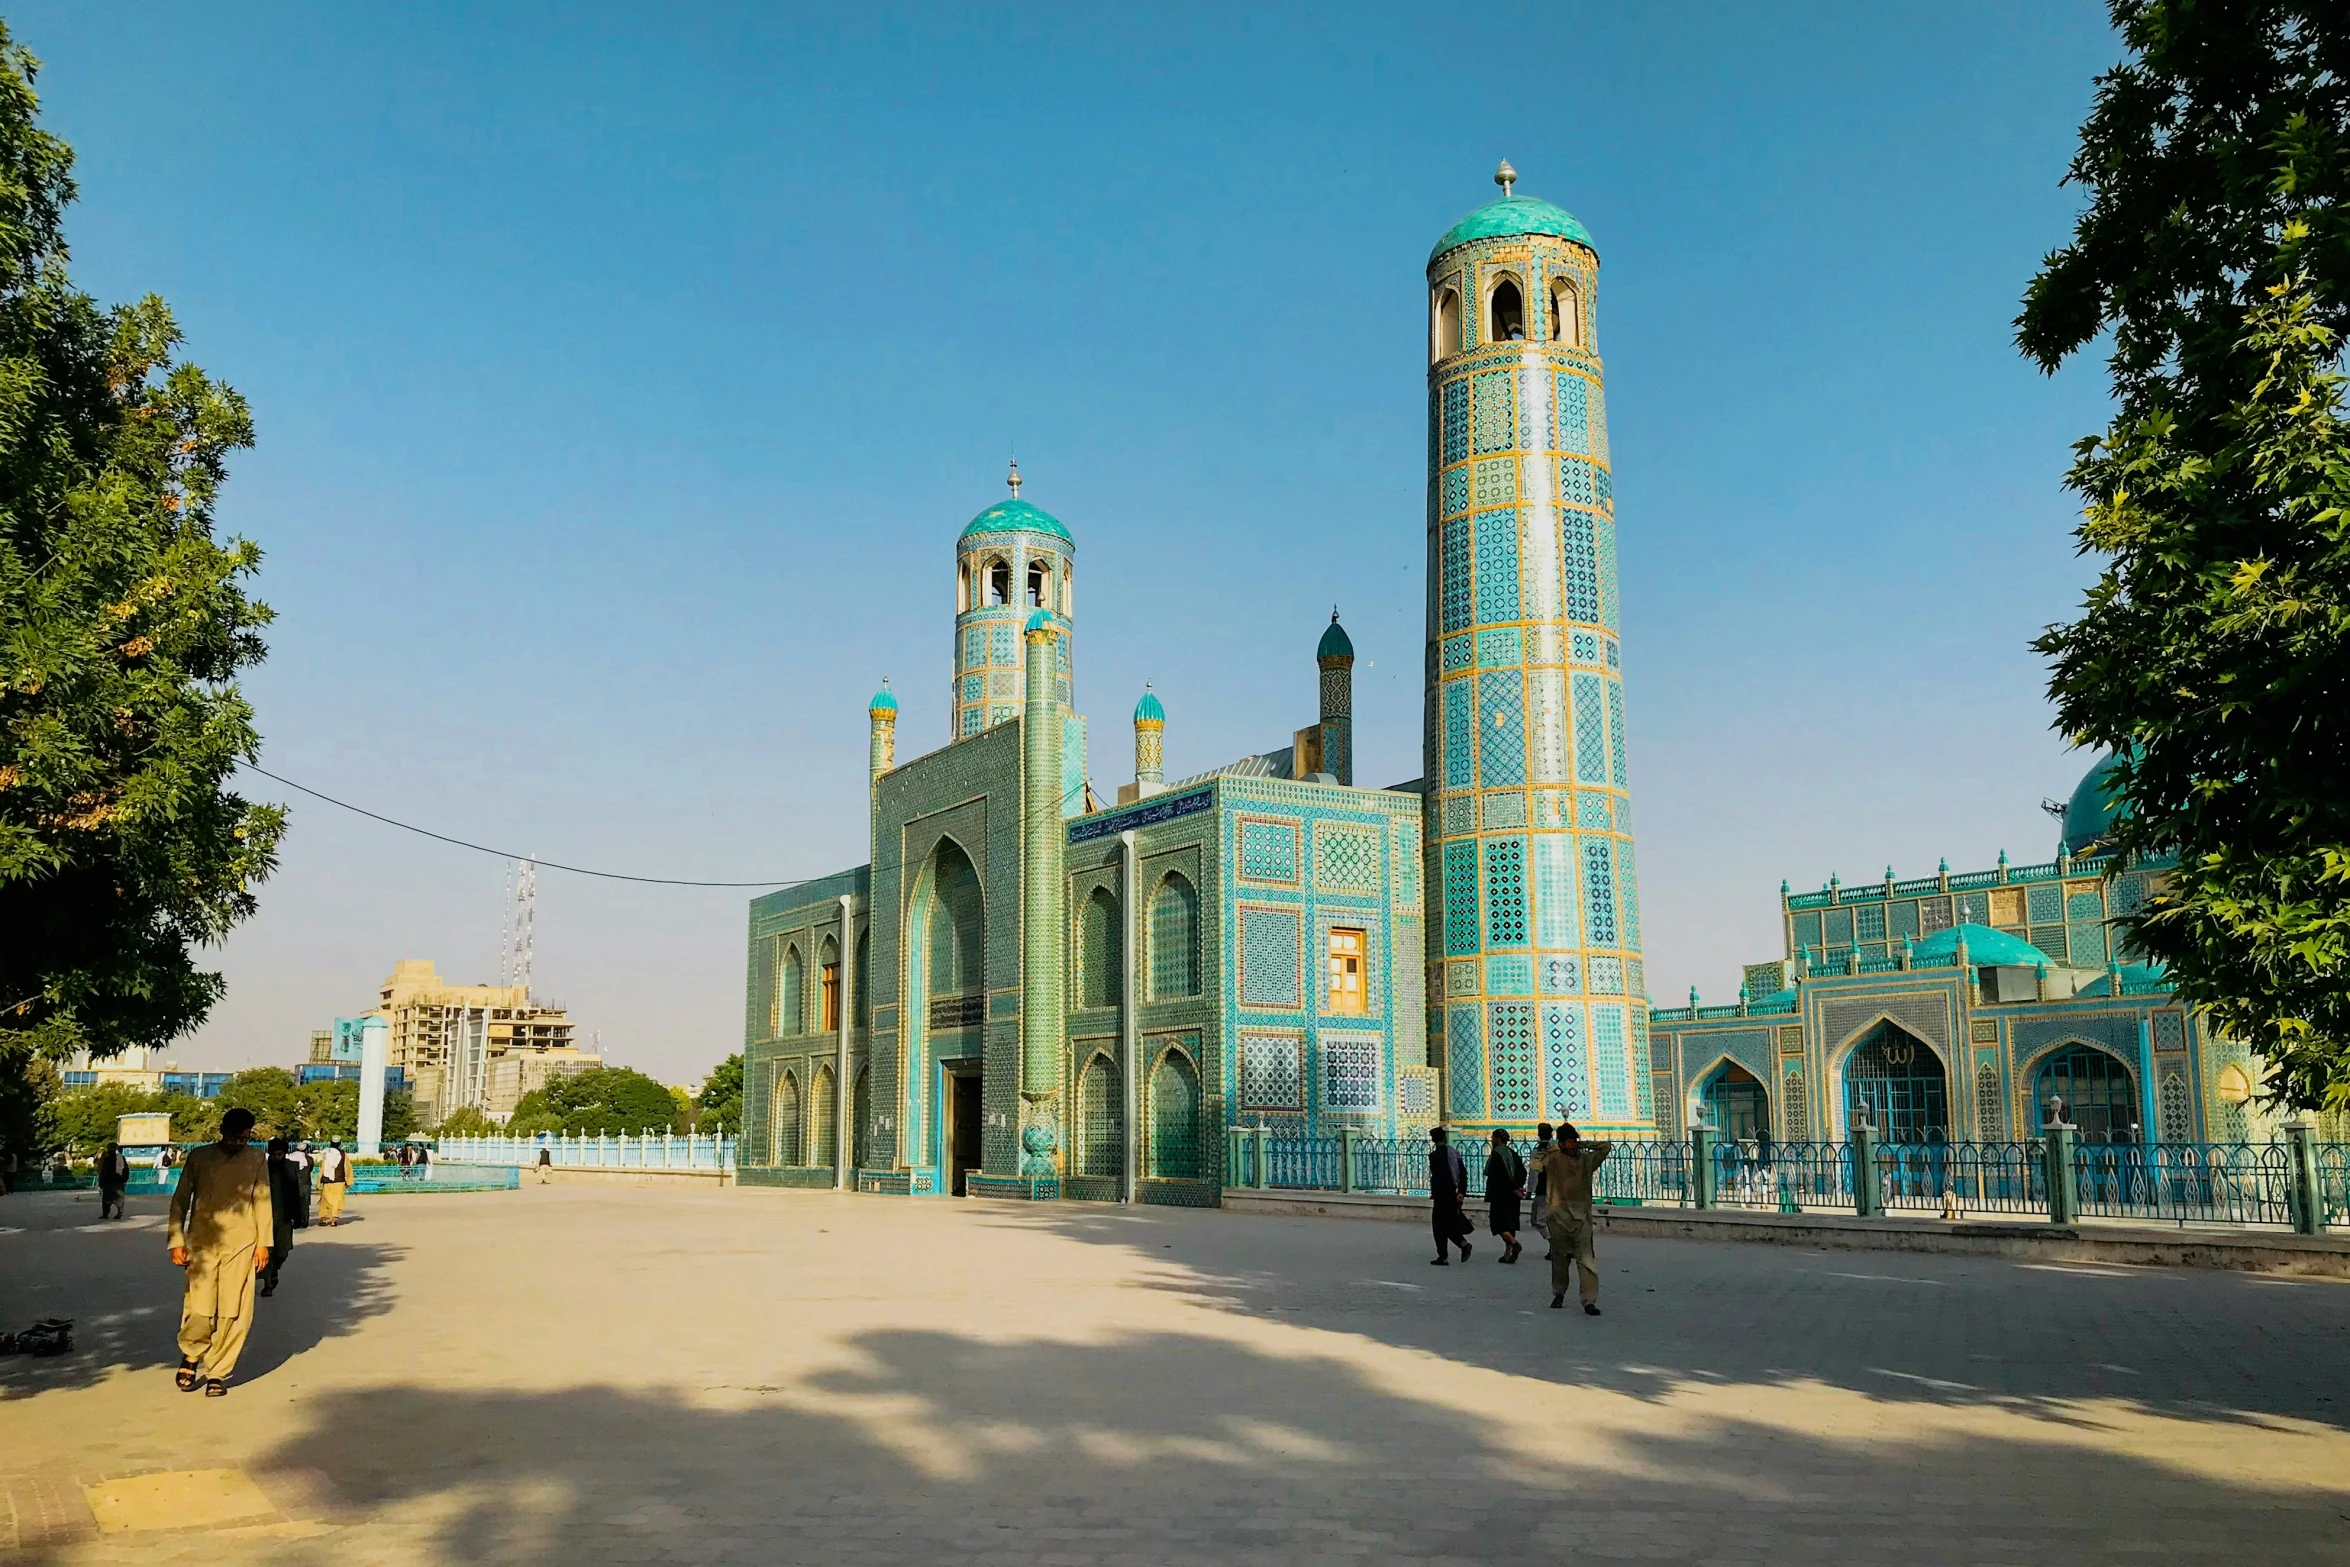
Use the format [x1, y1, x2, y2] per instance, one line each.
[2031, 1043, 2139, 1143]
[1696, 1060, 1769, 1143]
[1842, 1022, 1949, 1143]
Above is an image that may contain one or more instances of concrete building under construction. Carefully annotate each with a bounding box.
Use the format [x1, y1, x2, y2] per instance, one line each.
[371, 959, 598, 1125]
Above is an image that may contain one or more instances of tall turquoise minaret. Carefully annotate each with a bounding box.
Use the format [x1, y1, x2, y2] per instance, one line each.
[1423, 161, 1650, 1136]
[954, 462, 1087, 812]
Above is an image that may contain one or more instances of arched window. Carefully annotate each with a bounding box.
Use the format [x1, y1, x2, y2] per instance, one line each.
[985, 558, 1011, 607]
[1548, 278, 1580, 346]
[851, 1063, 872, 1170]
[1027, 559, 1052, 610]
[1148, 1049, 1202, 1179]
[1697, 1061, 1769, 1142]
[1489, 277, 1525, 342]
[770, 1069, 802, 1166]
[819, 935, 841, 1033]
[1061, 565, 1074, 617]
[1975, 1062, 2005, 1140]
[1432, 288, 1462, 361]
[808, 1063, 837, 1172]
[1079, 887, 1121, 1009]
[957, 564, 971, 613]
[1077, 1053, 1122, 1178]
[928, 840, 985, 999]
[1149, 874, 1200, 998]
[2031, 1043, 2138, 1142]
[854, 928, 871, 1026]
[776, 944, 804, 1037]
[1843, 1022, 1948, 1142]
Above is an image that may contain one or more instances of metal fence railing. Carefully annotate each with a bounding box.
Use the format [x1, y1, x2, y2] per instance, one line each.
[431, 1132, 735, 1171]
[1221, 1128, 2347, 1234]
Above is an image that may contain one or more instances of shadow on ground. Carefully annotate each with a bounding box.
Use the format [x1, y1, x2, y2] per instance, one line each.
[0, 1190, 401, 1397]
[56, 1327, 2339, 1565]
[990, 1200, 2350, 1435]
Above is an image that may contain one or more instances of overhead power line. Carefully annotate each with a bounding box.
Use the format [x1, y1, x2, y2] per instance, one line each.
[237, 763, 812, 888]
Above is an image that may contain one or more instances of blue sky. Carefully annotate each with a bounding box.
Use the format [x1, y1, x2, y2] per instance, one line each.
[15, 3, 2122, 1084]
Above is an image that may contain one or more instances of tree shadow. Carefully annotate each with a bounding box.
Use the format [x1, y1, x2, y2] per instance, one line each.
[80, 1326, 2345, 1565]
[0, 1189, 402, 1397]
[988, 1200, 2350, 1435]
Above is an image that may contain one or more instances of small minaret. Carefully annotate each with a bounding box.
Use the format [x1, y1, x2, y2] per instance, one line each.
[868, 679, 898, 785]
[1317, 609, 1354, 787]
[1133, 685, 1165, 795]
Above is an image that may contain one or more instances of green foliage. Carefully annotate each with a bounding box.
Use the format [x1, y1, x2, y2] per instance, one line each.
[0, 1053, 58, 1163]
[693, 1052, 743, 1134]
[49, 1078, 164, 1152]
[434, 1104, 500, 1138]
[214, 1066, 301, 1138]
[163, 1091, 218, 1144]
[0, 24, 280, 1125]
[508, 1066, 681, 1136]
[2021, 1, 2350, 1112]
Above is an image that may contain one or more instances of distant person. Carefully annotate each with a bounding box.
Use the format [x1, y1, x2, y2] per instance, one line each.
[1533, 1122, 1615, 1315]
[167, 1107, 273, 1396]
[413, 1142, 431, 1175]
[96, 1142, 131, 1221]
[1425, 1127, 1473, 1265]
[316, 1141, 350, 1226]
[1529, 1123, 1555, 1258]
[259, 1138, 302, 1297]
[396, 1143, 414, 1177]
[535, 1145, 553, 1185]
[286, 1142, 312, 1228]
[1484, 1129, 1527, 1264]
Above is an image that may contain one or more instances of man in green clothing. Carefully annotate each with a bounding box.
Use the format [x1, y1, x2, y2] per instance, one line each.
[1532, 1122, 1613, 1315]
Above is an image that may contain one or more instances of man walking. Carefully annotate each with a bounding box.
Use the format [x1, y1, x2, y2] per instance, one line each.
[259, 1138, 302, 1297]
[167, 1108, 273, 1396]
[1528, 1122, 1555, 1258]
[1533, 1122, 1613, 1315]
[95, 1141, 131, 1221]
[316, 1141, 349, 1225]
[1426, 1127, 1473, 1265]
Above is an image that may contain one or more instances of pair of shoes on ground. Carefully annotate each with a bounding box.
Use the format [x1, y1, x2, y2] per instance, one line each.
[1499, 1242, 1521, 1264]
[174, 1360, 229, 1395]
[1547, 1295, 1602, 1316]
[1430, 1240, 1476, 1265]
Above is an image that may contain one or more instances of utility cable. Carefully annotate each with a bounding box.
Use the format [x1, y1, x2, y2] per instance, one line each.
[236, 763, 813, 888]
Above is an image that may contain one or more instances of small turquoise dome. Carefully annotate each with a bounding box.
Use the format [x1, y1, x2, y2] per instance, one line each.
[867, 682, 897, 717]
[960, 497, 1073, 546]
[1909, 923, 2055, 969]
[2061, 752, 2127, 855]
[1430, 194, 1596, 264]
[1134, 687, 1165, 724]
[1317, 612, 1354, 661]
[1022, 608, 1055, 635]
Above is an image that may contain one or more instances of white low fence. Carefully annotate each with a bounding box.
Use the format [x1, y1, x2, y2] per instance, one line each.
[434, 1131, 736, 1172]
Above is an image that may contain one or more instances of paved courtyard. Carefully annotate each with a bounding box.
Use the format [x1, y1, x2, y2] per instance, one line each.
[2, 1181, 2347, 1565]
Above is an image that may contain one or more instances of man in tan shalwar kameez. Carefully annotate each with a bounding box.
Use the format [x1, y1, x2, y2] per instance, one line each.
[168, 1107, 272, 1396]
[1532, 1122, 1613, 1315]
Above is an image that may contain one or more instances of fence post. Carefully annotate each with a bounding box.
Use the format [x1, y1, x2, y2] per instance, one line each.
[1691, 1125, 1718, 1210]
[1252, 1124, 1269, 1189]
[2044, 1121, 2079, 1226]
[1340, 1127, 1356, 1194]
[2285, 1119, 2322, 1236]
[1852, 1123, 1882, 1218]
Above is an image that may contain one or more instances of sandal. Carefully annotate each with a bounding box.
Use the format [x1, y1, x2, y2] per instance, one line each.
[175, 1359, 201, 1392]
[204, 1378, 228, 1397]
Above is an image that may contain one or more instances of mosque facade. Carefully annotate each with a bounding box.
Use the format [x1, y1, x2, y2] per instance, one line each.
[738, 171, 2255, 1202]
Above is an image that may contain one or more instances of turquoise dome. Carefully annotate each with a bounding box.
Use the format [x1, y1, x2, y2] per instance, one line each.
[1134, 688, 1165, 724]
[960, 497, 1073, 545]
[1430, 195, 1597, 264]
[2061, 752, 2127, 855]
[1908, 923, 2055, 969]
[1317, 613, 1354, 661]
[867, 682, 897, 716]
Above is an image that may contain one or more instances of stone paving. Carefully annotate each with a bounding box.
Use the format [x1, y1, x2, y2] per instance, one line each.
[2, 1181, 2347, 1564]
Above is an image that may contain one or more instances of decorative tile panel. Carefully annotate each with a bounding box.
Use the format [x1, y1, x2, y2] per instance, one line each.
[1240, 1031, 1302, 1110]
[1474, 509, 1521, 623]
[1582, 836, 1618, 948]
[1485, 953, 1532, 994]
[1447, 1003, 1485, 1118]
[1313, 826, 1381, 894]
[1238, 819, 1299, 884]
[1478, 670, 1527, 786]
[1490, 1003, 1536, 1118]
[1322, 1032, 1384, 1112]
[1534, 836, 1580, 948]
[1443, 842, 1479, 956]
[1572, 673, 1606, 783]
[1484, 837, 1528, 947]
[1543, 1002, 1589, 1117]
[1480, 790, 1526, 830]
[1471, 371, 1515, 454]
[1238, 907, 1302, 1007]
[1593, 1005, 1629, 1118]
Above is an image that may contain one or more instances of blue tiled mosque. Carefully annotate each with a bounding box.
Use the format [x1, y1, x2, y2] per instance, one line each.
[737, 166, 2248, 1201]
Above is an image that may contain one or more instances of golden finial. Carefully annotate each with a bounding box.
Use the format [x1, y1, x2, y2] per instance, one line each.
[1006, 459, 1023, 498]
[1495, 158, 1517, 197]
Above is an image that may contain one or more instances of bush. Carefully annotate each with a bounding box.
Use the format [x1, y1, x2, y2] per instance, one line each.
[509, 1066, 681, 1136]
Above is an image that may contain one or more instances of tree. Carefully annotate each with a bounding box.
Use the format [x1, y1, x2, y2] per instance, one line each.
[693, 1053, 743, 1134]
[508, 1067, 681, 1136]
[0, 26, 282, 1115]
[213, 1066, 301, 1139]
[49, 1079, 166, 1153]
[2020, 1, 2350, 1112]
[434, 1105, 500, 1138]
